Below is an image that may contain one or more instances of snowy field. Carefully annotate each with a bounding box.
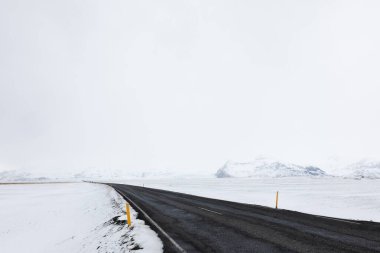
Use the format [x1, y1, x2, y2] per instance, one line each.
[113, 177, 380, 222]
[0, 183, 162, 253]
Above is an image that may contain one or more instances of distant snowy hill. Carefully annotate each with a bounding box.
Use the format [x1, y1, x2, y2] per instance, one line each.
[2, 158, 379, 182]
[216, 158, 326, 178]
[0, 170, 50, 182]
[73, 168, 210, 180]
[0, 168, 212, 183]
[343, 160, 380, 179]
[320, 157, 380, 179]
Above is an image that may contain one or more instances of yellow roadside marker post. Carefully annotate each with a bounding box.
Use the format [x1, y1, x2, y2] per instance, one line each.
[275, 191, 279, 209]
[126, 203, 132, 227]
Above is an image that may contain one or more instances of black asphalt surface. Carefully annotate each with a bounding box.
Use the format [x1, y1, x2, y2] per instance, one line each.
[107, 183, 380, 253]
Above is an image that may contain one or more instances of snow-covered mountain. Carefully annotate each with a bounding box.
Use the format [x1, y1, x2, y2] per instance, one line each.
[2, 157, 379, 182]
[0, 168, 213, 183]
[343, 160, 380, 179]
[73, 168, 211, 180]
[216, 158, 326, 178]
[0, 170, 50, 182]
[318, 157, 380, 179]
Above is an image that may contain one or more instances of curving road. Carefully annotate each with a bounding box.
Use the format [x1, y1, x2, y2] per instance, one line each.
[107, 183, 380, 253]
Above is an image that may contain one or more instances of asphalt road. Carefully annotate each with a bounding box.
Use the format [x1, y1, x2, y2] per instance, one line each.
[108, 183, 380, 253]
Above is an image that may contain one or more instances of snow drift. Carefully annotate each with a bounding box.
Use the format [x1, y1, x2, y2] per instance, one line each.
[0, 183, 163, 253]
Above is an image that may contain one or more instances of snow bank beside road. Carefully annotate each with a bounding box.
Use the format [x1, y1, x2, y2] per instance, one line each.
[0, 183, 163, 253]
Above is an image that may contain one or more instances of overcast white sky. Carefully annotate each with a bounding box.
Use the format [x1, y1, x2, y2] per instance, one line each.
[1, 0, 379, 174]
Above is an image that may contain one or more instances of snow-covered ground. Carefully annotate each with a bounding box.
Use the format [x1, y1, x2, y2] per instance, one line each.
[112, 177, 380, 222]
[0, 183, 163, 253]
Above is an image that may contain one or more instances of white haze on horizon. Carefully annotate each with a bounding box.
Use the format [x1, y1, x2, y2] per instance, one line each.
[1, 0, 380, 175]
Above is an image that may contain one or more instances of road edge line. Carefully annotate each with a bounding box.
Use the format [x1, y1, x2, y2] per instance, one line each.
[112, 187, 187, 253]
[198, 207, 222, 215]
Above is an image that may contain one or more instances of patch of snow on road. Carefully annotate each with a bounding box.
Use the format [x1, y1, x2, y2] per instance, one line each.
[0, 183, 163, 253]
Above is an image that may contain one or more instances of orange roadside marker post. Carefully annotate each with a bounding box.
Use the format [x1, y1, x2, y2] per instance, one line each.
[275, 191, 279, 209]
[126, 203, 132, 227]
